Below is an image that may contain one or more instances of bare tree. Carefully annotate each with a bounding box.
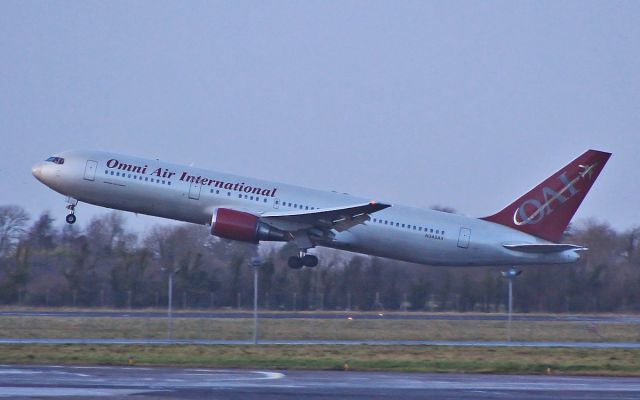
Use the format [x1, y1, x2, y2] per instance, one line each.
[0, 205, 29, 257]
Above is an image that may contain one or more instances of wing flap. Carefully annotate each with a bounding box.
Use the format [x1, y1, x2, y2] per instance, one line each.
[261, 201, 390, 232]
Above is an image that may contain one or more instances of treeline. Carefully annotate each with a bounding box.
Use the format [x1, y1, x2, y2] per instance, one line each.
[0, 204, 639, 313]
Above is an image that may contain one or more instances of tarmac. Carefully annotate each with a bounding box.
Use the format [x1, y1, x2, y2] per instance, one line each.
[1, 364, 639, 399]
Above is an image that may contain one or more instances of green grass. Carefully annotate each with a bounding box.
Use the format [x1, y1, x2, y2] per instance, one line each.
[1, 344, 640, 376]
[1, 309, 639, 375]
[1, 314, 639, 342]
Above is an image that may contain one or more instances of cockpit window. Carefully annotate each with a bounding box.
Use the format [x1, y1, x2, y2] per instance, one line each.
[46, 156, 65, 165]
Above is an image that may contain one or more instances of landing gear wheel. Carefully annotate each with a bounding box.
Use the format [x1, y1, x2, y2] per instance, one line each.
[302, 254, 318, 267]
[288, 256, 304, 270]
[65, 199, 78, 225]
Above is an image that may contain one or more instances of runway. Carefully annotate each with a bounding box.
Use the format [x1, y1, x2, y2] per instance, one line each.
[0, 365, 639, 399]
[2, 310, 639, 323]
[2, 338, 640, 348]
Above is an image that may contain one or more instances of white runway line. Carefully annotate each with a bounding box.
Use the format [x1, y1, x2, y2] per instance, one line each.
[0, 387, 151, 397]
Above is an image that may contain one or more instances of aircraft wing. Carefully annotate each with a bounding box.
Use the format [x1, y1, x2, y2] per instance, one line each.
[503, 243, 587, 253]
[260, 201, 391, 233]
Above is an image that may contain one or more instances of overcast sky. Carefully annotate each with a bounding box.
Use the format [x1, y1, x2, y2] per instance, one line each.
[1, 1, 638, 234]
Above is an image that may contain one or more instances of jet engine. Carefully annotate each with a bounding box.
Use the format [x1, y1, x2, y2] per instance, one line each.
[210, 208, 288, 243]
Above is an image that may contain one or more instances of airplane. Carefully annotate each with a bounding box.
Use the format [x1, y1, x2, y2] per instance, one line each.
[32, 149, 610, 269]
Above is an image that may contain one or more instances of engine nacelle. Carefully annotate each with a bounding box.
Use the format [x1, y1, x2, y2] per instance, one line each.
[211, 208, 288, 243]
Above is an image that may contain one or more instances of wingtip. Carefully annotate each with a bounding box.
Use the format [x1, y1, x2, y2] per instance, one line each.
[371, 201, 391, 210]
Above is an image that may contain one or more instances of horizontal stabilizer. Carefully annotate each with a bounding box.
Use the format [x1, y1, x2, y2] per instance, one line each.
[503, 243, 587, 254]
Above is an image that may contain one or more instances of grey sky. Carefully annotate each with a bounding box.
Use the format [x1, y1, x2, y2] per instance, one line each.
[1, 1, 638, 233]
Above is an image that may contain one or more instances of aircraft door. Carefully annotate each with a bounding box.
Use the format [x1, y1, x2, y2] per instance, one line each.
[84, 160, 97, 181]
[457, 227, 471, 248]
[188, 181, 202, 200]
[273, 198, 280, 209]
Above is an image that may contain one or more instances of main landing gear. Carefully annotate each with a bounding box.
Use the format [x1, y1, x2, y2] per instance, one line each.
[65, 197, 78, 224]
[288, 251, 319, 269]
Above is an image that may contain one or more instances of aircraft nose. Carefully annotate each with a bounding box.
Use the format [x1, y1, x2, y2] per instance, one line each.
[32, 162, 44, 181]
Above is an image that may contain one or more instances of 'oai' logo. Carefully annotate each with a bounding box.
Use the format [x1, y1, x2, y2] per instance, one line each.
[513, 163, 596, 226]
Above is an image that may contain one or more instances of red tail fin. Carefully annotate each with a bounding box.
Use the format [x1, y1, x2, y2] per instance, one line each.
[481, 149, 611, 242]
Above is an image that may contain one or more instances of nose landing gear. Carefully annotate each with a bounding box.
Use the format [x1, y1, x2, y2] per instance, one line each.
[65, 212, 76, 224]
[65, 197, 78, 224]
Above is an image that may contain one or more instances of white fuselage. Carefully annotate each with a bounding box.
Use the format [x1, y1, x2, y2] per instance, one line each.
[32, 150, 579, 266]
